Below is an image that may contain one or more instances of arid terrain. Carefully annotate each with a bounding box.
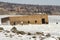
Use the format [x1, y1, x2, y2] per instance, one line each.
[0, 1, 60, 40]
[0, 24, 60, 40]
[0, 2, 60, 15]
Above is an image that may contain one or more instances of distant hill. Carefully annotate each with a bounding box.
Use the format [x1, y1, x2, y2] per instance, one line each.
[0, 2, 60, 15]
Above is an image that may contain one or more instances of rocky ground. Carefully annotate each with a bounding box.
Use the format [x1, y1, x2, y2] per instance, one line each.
[0, 29, 59, 40]
[0, 25, 60, 40]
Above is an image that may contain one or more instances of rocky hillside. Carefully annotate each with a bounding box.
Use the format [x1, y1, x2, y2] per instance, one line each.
[0, 2, 60, 15]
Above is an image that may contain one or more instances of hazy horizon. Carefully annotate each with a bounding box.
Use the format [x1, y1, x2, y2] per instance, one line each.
[0, 0, 60, 5]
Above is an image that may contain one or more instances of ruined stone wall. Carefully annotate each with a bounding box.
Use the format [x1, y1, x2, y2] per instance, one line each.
[9, 14, 48, 25]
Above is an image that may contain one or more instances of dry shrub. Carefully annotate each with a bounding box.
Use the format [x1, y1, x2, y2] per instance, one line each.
[5, 33, 7, 35]
[56, 22, 58, 24]
[46, 33, 51, 37]
[36, 32, 44, 36]
[5, 33, 8, 37]
[27, 32, 32, 35]
[11, 27, 26, 35]
[17, 31, 26, 35]
[32, 36, 36, 38]
[0, 27, 4, 32]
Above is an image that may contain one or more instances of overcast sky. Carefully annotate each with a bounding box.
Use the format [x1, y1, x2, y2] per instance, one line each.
[0, 0, 60, 5]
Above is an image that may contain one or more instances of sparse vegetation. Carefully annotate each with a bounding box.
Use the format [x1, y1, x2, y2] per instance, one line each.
[27, 32, 32, 35]
[5, 33, 7, 35]
[32, 36, 36, 38]
[0, 2, 60, 15]
[46, 33, 51, 37]
[17, 31, 26, 35]
[36, 32, 44, 36]
[56, 22, 58, 24]
[0, 27, 4, 32]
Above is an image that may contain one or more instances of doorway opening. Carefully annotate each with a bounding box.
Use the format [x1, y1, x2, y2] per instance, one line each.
[13, 22, 16, 25]
[28, 21, 30, 24]
[42, 18, 45, 24]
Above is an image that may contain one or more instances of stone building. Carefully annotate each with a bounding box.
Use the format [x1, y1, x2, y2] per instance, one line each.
[1, 14, 48, 25]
